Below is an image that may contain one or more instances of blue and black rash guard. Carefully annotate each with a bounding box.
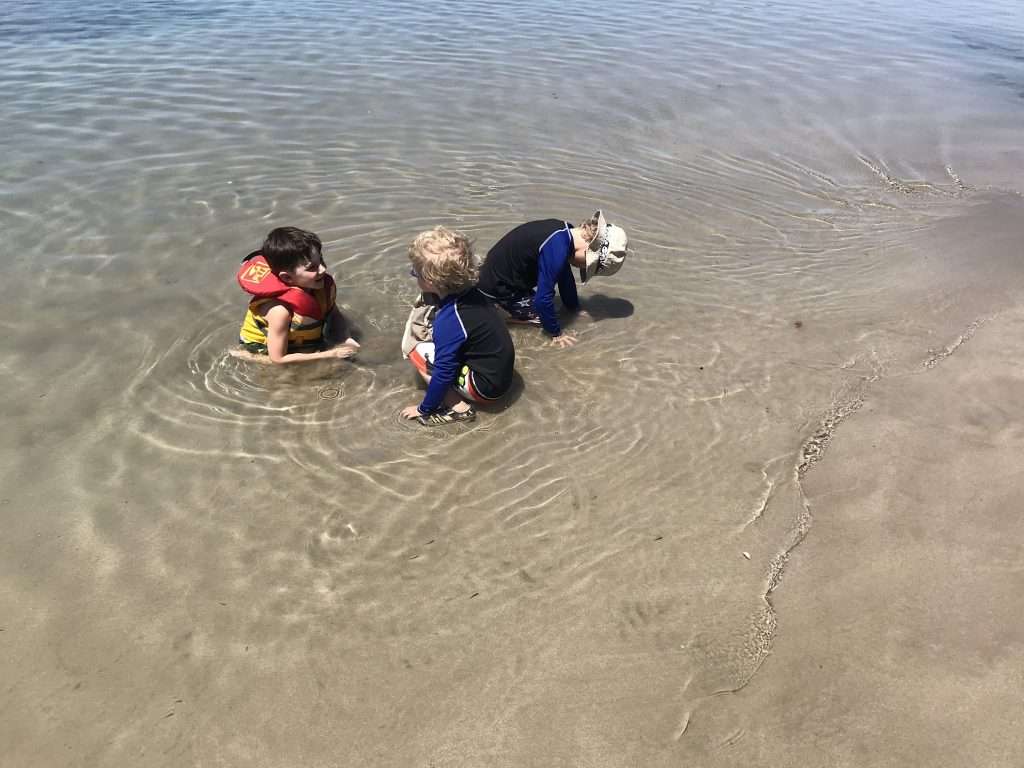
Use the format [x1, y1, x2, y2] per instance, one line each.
[419, 288, 516, 415]
[477, 219, 580, 336]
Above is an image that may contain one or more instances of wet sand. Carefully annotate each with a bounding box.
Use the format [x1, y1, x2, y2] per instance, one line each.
[679, 308, 1024, 761]
[4, 1, 1024, 765]
[4, 206, 1024, 768]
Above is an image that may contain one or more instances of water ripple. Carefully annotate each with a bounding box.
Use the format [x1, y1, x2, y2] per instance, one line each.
[3, 1, 1024, 761]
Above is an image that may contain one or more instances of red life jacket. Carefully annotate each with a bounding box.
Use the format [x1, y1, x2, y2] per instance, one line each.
[236, 252, 334, 319]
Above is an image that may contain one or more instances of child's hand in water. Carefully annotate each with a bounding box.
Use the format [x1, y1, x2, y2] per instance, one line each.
[327, 342, 359, 359]
[400, 405, 422, 419]
[550, 333, 577, 349]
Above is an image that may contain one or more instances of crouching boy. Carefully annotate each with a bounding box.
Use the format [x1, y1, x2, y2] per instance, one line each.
[236, 226, 359, 363]
[400, 227, 515, 426]
[477, 210, 628, 348]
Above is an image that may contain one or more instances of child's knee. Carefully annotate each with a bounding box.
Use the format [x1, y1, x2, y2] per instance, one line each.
[407, 342, 434, 380]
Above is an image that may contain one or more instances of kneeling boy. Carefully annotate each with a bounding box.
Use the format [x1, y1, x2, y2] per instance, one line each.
[477, 210, 628, 349]
[400, 227, 515, 426]
[237, 226, 359, 363]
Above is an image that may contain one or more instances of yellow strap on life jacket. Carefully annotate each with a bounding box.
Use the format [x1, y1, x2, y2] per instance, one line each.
[238, 295, 329, 349]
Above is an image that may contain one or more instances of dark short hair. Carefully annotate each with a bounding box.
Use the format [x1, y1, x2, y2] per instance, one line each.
[261, 227, 322, 273]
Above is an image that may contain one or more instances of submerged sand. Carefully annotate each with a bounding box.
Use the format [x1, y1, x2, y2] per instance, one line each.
[4, 2, 1024, 765]
[4, 213, 1024, 768]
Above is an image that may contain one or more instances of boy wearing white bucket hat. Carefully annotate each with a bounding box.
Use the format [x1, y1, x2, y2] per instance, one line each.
[477, 211, 628, 349]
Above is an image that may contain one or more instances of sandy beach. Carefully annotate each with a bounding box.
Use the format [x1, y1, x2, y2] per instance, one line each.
[4, 202, 1023, 767]
[679, 306, 1024, 767]
[669, 198, 1024, 766]
[679, 313, 1024, 768]
[3, 1, 1024, 765]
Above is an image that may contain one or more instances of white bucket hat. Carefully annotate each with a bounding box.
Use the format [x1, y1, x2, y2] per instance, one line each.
[580, 210, 628, 283]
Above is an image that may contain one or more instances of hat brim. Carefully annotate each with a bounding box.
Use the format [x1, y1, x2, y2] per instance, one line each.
[579, 211, 608, 284]
[580, 249, 602, 284]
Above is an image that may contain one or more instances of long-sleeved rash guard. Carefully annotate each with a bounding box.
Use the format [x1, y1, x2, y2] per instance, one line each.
[418, 288, 515, 415]
[477, 219, 580, 336]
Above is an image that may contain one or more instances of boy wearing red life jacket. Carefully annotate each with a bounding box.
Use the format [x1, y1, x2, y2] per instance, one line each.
[237, 227, 359, 363]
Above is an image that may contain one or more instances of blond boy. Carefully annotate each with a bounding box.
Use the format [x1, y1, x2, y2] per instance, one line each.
[401, 227, 515, 425]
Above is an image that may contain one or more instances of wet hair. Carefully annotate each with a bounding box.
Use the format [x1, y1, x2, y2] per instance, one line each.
[261, 227, 322, 273]
[408, 226, 479, 295]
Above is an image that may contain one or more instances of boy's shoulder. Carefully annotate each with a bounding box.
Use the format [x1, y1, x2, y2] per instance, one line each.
[434, 289, 492, 331]
[454, 286, 490, 306]
[492, 219, 569, 250]
[431, 297, 463, 338]
[519, 218, 567, 231]
[520, 219, 570, 241]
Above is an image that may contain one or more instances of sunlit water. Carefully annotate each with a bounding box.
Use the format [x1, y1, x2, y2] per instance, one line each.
[3, 1, 1024, 765]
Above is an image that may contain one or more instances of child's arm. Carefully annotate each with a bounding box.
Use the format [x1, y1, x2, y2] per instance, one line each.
[534, 241, 567, 336]
[555, 263, 580, 311]
[264, 304, 356, 363]
[416, 328, 463, 414]
[550, 262, 582, 348]
[400, 309, 466, 417]
[536, 236, 578, 348]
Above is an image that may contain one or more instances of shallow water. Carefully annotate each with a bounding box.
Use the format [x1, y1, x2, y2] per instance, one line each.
[3, 1, 1024, 765]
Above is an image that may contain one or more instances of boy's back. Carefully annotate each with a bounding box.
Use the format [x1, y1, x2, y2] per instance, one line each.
[477, 219, 570, 301]
[433, 287, 515, 399]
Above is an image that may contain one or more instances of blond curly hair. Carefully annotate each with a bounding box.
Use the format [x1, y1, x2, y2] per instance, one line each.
[408, 226, 479, 295]
[576, 212, 599, 244]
